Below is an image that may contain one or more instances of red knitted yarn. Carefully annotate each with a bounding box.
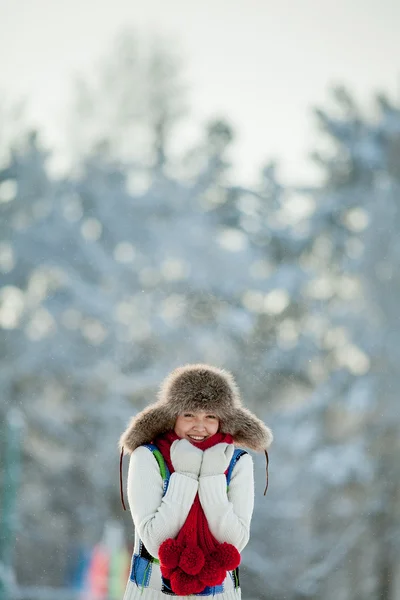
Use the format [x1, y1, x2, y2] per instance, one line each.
[214, 542, 241, 571]
[160, 565, 174, 580]
[170, 569, 205, 595]
[158, 538, 184, 569]
[179, 545, 205, 575]
[199, 556, 227, 587]
[155, 431, 240, 595]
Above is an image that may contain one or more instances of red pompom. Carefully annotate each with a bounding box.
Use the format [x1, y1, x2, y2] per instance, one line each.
[159, 538, 184, 569]
[199, 556, 226, 587]
[170, 569, 205, 595]
[160, 565, 174, 580]
[214, 542, 241, 571]
[179, 545, 205, 575]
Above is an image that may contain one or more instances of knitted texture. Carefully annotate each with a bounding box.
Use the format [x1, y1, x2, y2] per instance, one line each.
[155, 432, 241, 595]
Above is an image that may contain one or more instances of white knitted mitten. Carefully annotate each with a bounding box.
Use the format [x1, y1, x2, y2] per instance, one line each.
[200, 443, 235, 477]
[170, 438, 203, 479]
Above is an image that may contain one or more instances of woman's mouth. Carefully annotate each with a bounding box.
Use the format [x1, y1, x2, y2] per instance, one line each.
[188, 435, 207, 441]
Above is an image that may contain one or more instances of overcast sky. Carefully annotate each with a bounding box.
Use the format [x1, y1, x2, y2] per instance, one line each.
[1, 0, 399, 184]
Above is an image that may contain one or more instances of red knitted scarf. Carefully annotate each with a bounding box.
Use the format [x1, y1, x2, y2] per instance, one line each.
[154, 431, 241, 595]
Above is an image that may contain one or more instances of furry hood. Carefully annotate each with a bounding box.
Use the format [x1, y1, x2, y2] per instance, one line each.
[119, 364, 273, 453]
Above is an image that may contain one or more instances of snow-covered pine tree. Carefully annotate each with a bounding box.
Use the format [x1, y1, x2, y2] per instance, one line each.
[283, 88, 400, 600]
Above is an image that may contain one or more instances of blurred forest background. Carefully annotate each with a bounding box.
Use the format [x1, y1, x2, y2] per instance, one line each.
[1, 29, 400, 600]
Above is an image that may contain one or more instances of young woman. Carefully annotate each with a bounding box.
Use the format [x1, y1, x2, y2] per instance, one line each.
[119, 363, 272, 599]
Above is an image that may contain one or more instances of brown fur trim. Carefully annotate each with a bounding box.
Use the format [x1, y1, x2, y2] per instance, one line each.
[119, 364, 273, 453]
[219, 407, 273, 452]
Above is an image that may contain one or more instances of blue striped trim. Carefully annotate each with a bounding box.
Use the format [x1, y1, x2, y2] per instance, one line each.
[143, 443, 171, 496]
[130, 554, 152, 587]
[226, 449, 247, 487]
[197, 584, 225, 595]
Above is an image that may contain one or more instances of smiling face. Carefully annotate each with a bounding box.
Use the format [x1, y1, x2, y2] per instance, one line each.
[174, 410, 220, 443]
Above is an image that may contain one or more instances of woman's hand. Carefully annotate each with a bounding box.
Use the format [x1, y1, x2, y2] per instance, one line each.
[170, 439, 203, 479]
[200, 443, 235, 477]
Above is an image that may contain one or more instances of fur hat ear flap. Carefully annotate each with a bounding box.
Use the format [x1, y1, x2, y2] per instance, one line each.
[119, 404, 176, 454]
[221, 407, 273, 452]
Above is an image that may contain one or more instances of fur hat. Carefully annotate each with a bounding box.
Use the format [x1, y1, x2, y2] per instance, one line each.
[119, 364, 273, 453]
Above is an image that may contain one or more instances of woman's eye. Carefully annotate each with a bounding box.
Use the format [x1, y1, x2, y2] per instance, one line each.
[207, 415, 216, 419]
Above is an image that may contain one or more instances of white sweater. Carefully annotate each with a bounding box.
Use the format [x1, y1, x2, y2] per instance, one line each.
[122, 445, 254, 600]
